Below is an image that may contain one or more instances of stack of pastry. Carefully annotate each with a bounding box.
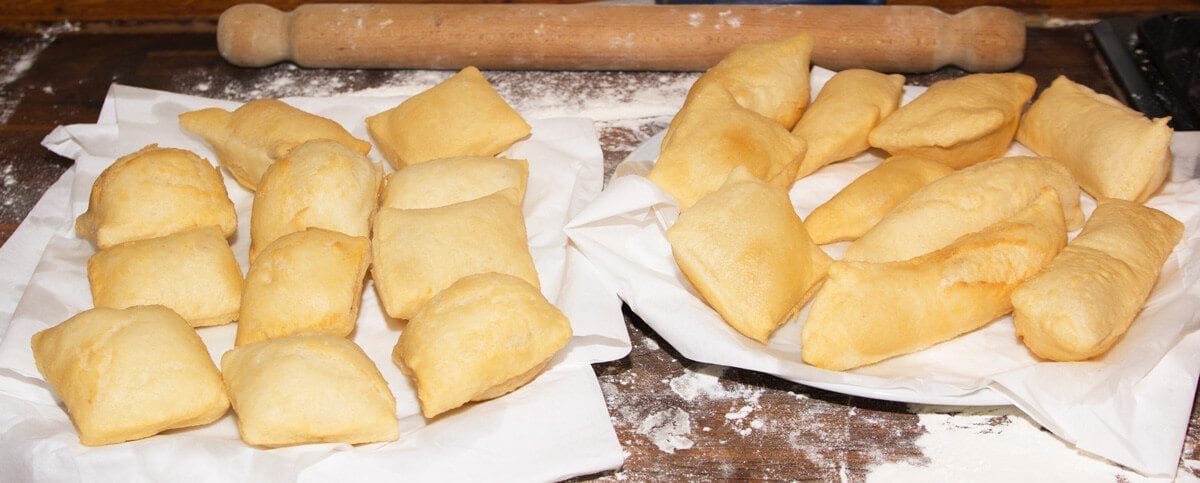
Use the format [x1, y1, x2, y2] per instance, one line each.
[32, 65, 574, 448]
[646, 34, 1182, 371]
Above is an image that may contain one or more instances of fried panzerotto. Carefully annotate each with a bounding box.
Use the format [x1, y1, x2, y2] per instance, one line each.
[380, 156, 528, 210]
[792, 69, 906, 179]
[371, 189, 539, 320]
[700, 32, 814, 129]
[844, 156, 1082, 263]
[249, 139, 382, 260]
[236, 228, 371, 346]
[646, 80, 807, 207]
[221, 335, 398, 447]
[394, 273, 572, 418]
[802, 189, 1067, 371]
[1017, 75, 1173, 202]
[179, 99, 371, 190]
[367, 66, 531, 169]
[1012, 199, 1184, 361]
[666, 168, 831, 343]
[88, 226, 243, 327]
[868, 73, 1036, 168]
[75, 145, 237, 249]
[31, 305, 230, 446]
[805, 155, 953, 244]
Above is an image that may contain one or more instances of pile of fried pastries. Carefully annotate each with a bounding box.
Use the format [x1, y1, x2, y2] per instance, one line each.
[649, 33, 1183, 372]
[31, 66, 574, 447]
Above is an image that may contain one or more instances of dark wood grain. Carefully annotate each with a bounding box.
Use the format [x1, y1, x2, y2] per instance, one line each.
[0, 22, 1197, 481]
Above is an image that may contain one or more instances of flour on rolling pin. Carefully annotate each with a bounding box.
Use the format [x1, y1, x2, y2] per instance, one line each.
[218, 3, 1025, 73]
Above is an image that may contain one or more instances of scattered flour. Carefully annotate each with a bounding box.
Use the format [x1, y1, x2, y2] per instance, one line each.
[636, 408, 694, 454]
[866, 406, 1148, 482]
[0, 22, 80, 124]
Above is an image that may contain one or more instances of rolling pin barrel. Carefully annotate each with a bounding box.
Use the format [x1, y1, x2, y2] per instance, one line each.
[218, 3, 1025, 73]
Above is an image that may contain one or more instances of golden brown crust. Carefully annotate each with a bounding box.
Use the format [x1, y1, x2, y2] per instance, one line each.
[666, 167, 830, 343]
[31, 305, 230, 446]
[802, 189, 1067, 371]
[221, 335, 398, 447]
[380, 156, 528, 210]
[249, 139, 382, 261]
[236, 228, 371, 346]
[179, 99, 371, 191]
[1012, 199, 1184, 361]
[700, 32, 813, 129]
[366, 66, 531, 170]
[805, 155, 953, 244]
[394, 273, 571, 418]
[792, 69, 906, 179]
[371, 189, 540, 320]
[844, 156, 1083, 263]
[868, 73, 1036, 168]
[87, 226, 243, 327]
[75, 145, 237, 249]
[1016, 76, 1173, 202]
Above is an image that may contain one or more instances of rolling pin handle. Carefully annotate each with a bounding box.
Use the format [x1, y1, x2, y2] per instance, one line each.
[219, 4, 291, 67]
[946, 6, 1026, 72]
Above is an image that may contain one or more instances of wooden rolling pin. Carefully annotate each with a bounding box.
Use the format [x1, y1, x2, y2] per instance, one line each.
[218, 3, 1025, 73]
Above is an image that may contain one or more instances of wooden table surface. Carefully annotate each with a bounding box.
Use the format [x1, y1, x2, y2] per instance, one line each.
[1, 15, 1197, 482]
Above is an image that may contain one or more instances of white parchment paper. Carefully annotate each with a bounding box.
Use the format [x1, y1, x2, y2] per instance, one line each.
[565, 67, 1200, 476]
[0, 85, 631, 481]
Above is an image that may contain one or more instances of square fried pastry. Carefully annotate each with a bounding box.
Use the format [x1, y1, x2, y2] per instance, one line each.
[250, 139, 382, 260]
[646, 80, 807, 208]
[31, 305, 230, 446]
[221, 334, 398, 447]
[805, 155, 953, 244]
[700, 32, 814, 129]
[371, 189, 539, 320]
[75, 145, 237, 249]
[868, 73, 1036, 168]
[366, 66, 531, 169]
[1017, 75, 1173, 202]
[179, 99, 371, 191]
[394, 272, 572, 418]
[1012, 199, 1183, 361]
[666, 167, 831, 343]
[236, 228, 371, 346]
[844, 156, 1083, 263]
[380, 155, 528, 210]
[88, 226, 243, 327]
[792, 69, 906, 179]
[802, 189, 1067, 371]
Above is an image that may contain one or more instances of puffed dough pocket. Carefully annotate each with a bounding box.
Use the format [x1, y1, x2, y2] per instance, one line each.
[371, 189, 539, 320]
[221, 335, 398, 447]
[367, 66, 531, 169]
[75, 144, 237, 249]
[31, 305, 230, 446]
[236, 228, 371, 346]
[394, 273, 572, 418]
[88, 226, 243, 327]
[380, 155, 528, 210]
[666, 167, 830, 343]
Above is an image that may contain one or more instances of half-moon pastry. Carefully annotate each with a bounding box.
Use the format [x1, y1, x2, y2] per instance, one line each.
[805, 155, 953, 244]
[802, 189, 1067, 371]
[868, 73, 1036, 168]
[179, 99, 371, 190]
[792, 69, 906, 179]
